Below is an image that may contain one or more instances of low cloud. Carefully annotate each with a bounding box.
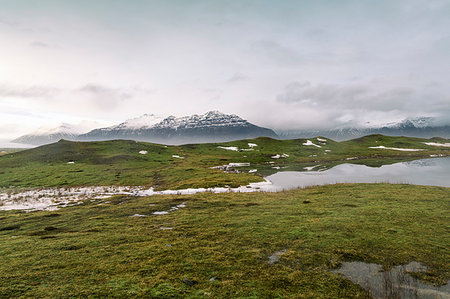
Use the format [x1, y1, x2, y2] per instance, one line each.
[76, 84, 132, 108]
[272, 81, 450, 129]
[0, 84, 58, 98]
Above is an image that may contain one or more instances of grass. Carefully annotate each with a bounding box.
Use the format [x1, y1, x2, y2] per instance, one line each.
[0, 184, 448, 297]
[0, 135, 449, 190]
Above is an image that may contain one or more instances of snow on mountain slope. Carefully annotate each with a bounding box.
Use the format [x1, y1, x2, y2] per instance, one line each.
[12, 121, 100, 145]
[100, 114, 164, 131]
[80, 111, 278, 144]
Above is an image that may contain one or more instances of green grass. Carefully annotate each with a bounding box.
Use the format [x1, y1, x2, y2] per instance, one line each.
[0, 135, 449, 190]
[0, 184, 448, 298]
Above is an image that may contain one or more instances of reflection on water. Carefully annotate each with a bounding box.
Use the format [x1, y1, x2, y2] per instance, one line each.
[263, 157, 450, 190]
[334, 261, 450, 299]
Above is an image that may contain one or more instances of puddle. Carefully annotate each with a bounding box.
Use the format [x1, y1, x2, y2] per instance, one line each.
[333, 261, 450, 299]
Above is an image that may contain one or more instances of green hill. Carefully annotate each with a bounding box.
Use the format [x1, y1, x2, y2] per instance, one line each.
[0, 135, 448, 190]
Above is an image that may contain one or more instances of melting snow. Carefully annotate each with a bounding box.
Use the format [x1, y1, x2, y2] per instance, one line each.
[218, 146, 239, 151]
[67, 161, 75, 164]
[130, 214, 147, 217]
[423, 142, 450, 147]
[248, 169, 257, 173]
[304, 165, 321, 171]
[248, 143, 258, 148]
[271, 154, 280, 159]
[317, 138, 327, 142]
[369, 146, 425, 152]
[172, 155, 184, 159]
[303, 140, 321, 148]
[139, 150, 148, 155]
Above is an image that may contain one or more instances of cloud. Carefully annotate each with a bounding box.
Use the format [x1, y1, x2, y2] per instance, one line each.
[30, 41, 51, 48]
[76, 84, 132, 108]
[227, 72, 247, 83]
[250, 40, 303, 66]
[274, 81, 450, 128]
[0, 84, 58, 98]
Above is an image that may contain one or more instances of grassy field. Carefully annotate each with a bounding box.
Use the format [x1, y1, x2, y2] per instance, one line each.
[0, 135, 449, 190]
[0, 184, 448, 298]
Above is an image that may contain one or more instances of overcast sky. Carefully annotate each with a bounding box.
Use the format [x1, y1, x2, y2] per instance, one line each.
[1, 0, 449, 140]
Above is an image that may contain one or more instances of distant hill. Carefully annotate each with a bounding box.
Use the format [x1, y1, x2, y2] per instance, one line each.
[11, 121, 98, 146]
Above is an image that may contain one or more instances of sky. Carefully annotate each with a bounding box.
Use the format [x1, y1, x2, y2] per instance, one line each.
[1, 0, 449, 141]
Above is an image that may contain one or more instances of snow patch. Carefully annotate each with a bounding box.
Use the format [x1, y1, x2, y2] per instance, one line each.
[317, 138, 327, 142]
[67, 161, 75, 164]
[369, 146, 425, 152]
[304, 165, 321, 171]
[139, 150, 148, 155]
[130, 214, 147, 217]
[248, 143, 258, 148]
[248, 169, 257, 173]
[271, 154, 280, 159]
[423, 142, 450, 147]
[172, 155, 184, 159]
[303, 140, 321, 148]
[218, 146, 239, 151]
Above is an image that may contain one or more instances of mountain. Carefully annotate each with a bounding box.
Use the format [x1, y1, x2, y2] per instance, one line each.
[11, 121, 99, 146]
[277, 117, 450, 141]
[79, 111, 278, 144]
[78, 111, 278, 144]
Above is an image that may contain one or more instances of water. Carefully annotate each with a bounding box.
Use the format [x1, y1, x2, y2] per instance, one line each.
[264, 157, 450, 190]
[334, 261, 450, 299]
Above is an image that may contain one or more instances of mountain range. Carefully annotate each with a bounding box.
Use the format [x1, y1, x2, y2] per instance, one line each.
[276, 117, 450, 141]
[12, 111, 278, 145]
[12, 113, 450, 146]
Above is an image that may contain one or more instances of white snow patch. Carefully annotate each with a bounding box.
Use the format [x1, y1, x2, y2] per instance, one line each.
[172, 155, 184, 159]
[248, 143, 258, 148]
[271, 154, 280, 159]
[303, 140, 321, 148]
[67, 161, 75, 164]
[272, 166, 281, 170]
[423, 142, 450, 147]
[0, 178, 282, 211]
[130, 214, 147, 217]
[152, 211, 169, 215]
[369, 146, 425, 152]
[304, 165, 321, 171]
[248, 169, 257, 173]
[281, 153, 289, 158]
[325, 150, 331, 152]
[317, 138, 327, 142]
[139, 150, 148, 155]
[218, 146, 239, 151]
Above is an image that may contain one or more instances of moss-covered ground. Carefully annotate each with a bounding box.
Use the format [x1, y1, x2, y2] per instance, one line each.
[0, 184, 448, 298]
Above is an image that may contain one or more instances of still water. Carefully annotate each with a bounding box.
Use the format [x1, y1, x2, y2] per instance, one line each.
[264, 157, 450, 190]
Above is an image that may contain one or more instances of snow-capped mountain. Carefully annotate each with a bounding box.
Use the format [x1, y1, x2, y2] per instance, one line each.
[79, 111, 278, 144]
[277, 117, 450, 140]
[99, 114, 164, 132]
[12, 121, 100, 146]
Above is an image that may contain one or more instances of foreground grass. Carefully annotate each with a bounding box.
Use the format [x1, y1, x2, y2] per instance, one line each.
[0, 135, 449, 190]
[0, 184, 448, 298]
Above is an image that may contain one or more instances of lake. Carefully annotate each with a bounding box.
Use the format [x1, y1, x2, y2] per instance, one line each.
[263, 157, 450, 191]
